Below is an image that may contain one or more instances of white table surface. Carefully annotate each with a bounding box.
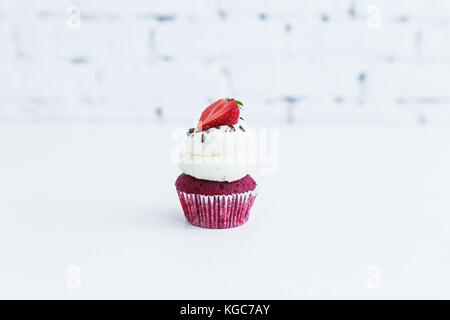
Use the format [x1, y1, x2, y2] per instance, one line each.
[0, 122, 449, 299]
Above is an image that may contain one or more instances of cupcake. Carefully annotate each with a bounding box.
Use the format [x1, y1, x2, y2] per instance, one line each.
[176, 98, 257, 229]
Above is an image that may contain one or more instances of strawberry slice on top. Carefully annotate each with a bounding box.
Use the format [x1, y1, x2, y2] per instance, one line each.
[197, 98, 243, 131]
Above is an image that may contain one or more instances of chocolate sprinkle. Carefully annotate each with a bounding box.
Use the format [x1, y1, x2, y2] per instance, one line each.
[240, 117, 244, 120]
[239, 125, 245, 132]
[228, 125, 235, 132]
[214, 126, 220, 129]
[187, 128, 195, 136]
[201, 133, 205, 143]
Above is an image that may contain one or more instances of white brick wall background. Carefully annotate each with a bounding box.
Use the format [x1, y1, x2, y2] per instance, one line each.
[0, 0, 450, 124]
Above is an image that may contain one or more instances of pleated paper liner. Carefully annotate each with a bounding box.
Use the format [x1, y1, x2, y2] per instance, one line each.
[177, 188, 257, 229]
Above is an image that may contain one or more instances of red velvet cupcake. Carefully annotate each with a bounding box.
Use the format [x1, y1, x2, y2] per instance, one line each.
[175, 174, 257, 229]
[176, 98, 258, 229]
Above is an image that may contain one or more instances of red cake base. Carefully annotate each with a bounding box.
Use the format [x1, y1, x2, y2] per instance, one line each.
[175, 174, 257, 229]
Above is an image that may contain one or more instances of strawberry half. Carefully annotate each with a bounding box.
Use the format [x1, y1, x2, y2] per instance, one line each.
[197, 98, 243, 131]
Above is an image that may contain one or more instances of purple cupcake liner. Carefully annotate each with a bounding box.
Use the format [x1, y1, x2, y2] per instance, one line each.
[177, 189, 257, 229]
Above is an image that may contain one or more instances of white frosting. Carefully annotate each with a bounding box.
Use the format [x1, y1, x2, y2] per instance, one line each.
[178, 119, 251, 182]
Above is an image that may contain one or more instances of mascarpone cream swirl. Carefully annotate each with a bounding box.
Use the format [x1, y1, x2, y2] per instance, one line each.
[178, 118, 251, 182]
